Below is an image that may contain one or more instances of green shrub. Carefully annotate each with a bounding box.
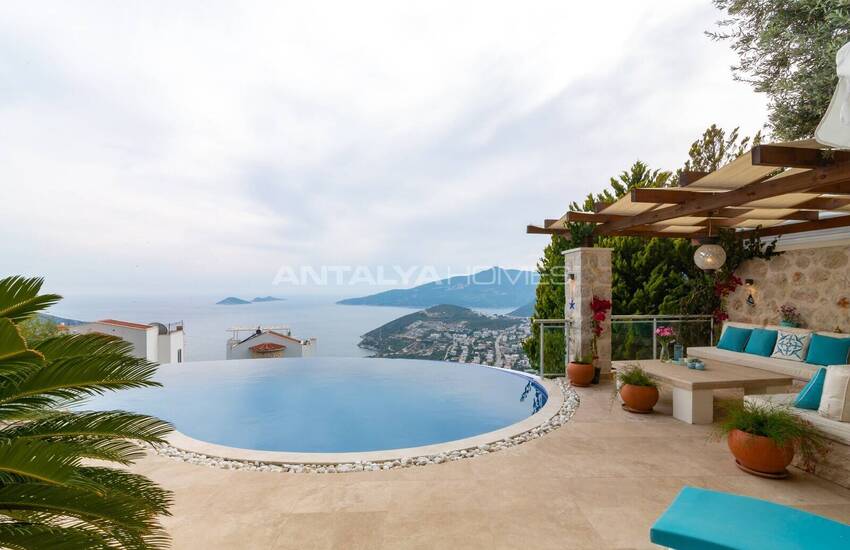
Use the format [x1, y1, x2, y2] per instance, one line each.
[615, 364, 657, 388]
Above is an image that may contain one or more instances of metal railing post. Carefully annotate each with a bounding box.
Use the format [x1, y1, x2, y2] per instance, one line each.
[538, 321, 544, 378]
[652, 317, 658, 360]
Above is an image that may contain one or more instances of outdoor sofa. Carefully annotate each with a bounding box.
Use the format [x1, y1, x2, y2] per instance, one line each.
[688, 321, 850, 447]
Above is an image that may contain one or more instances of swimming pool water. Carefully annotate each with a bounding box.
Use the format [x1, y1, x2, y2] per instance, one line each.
[88, 358, 547, 453]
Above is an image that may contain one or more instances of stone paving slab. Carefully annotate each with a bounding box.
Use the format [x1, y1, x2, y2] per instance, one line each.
[131, 380, 850, 549]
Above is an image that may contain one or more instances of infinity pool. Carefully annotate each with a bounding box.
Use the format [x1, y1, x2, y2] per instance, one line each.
[89, 358, 547, 453]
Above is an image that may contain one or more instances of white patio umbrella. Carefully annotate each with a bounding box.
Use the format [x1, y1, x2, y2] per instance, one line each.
[816, 41, 850, 149]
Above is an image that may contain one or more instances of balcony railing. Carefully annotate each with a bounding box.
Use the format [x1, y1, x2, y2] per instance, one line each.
[610, 314, 714, 361]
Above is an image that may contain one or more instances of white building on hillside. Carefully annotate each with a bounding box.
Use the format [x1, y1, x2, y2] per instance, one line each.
[226, 326, 316, 360]
[68, 319, 185, 364]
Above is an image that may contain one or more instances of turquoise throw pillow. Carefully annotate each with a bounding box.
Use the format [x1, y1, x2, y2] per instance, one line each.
[806, 334, 850, 366]
[795, 367, 827, 409]
[744, 329, 778, 357]
[717, 326, 752, 352]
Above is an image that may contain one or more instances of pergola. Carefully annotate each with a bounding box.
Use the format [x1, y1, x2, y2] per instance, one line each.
[528, 139, 850, 241]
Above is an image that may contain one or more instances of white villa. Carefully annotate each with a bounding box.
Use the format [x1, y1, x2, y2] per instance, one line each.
[68, 319, 185, 364]
[226, 326, 316, 359]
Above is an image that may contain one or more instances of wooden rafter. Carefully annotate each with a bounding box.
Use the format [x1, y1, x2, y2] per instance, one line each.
[752, 144, 850, 168]
[560, 208, 818, 225]
[737, 214, 850, 239]
[678, 171, 710, 186]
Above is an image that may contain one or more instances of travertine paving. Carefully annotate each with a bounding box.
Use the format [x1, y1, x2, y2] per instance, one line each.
[132, 381, 850, 549]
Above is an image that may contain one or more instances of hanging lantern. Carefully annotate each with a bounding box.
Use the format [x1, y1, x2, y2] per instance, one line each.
[694, 243, 726, 271]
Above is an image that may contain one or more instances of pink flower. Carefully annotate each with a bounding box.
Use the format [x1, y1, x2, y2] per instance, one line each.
[655, 326, 675, 338]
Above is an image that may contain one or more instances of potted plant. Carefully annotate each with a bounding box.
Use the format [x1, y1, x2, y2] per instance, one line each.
[615, 364, 659, 413]
[567, 353, 595, 387]
[590, 295, 612, 384]
[778, 304, 802, 328]
[655, 325, 675, 362]
[717, 401, 828, 478]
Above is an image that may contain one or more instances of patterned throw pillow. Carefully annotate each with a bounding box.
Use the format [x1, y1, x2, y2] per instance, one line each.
[771, 330, 811, 362]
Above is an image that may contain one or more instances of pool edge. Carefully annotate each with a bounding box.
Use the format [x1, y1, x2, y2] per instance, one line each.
[162, 376, 566, 465]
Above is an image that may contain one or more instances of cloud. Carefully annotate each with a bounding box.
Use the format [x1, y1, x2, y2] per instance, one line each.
[0, 1, 767, 295]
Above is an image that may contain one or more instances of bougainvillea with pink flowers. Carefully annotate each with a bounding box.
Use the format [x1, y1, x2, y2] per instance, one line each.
[590, 295, 612, 357]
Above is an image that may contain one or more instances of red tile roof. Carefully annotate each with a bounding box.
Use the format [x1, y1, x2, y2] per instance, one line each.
[249, 342, 286, 353]
[268, 330, 303, 343]
[97, 319, 152, 330]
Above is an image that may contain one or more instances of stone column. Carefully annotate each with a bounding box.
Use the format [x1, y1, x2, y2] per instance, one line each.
[563, 247, 613, 375]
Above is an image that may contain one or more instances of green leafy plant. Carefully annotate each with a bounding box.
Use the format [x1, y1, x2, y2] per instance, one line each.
[716, 400, 829, 471]
[0, 275, 174, 549]
[615, 364, 658, 388]
[572, 353, 594, 365]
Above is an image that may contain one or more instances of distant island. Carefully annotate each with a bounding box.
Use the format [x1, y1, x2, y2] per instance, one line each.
[216, 296, 284, 305]
[338, 267, 538, 308]
[217, 297, 251, 305]
[251, 296, 284, 303]
[358, 304, 530, 369]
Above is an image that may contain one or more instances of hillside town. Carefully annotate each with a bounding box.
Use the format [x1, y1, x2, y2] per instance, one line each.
[358, 305, 532, 371]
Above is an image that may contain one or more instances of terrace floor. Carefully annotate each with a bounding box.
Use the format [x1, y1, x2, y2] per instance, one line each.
[132, 381, 850, 549]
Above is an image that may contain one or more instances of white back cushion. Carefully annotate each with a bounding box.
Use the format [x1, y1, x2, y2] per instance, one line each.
[819, 366, 850, 422]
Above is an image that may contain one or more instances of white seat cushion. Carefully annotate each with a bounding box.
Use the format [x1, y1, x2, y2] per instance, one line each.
[745, 393, 850, 445]
[688, 346, 820, 381]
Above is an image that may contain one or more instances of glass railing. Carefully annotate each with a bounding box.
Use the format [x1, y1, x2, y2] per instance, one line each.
[611, 315, 714, 361]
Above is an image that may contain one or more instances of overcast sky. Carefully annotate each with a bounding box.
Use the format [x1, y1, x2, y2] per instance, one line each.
[0, 1, 767, 297]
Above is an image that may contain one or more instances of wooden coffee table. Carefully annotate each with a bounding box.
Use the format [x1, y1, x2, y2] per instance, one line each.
[613, 359, 794, 424]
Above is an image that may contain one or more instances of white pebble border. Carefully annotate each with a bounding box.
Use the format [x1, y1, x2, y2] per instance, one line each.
[154, 378, 578, 474]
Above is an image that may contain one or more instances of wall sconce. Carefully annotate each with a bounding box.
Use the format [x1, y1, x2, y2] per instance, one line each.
[567, 273, 576, 311]
[567, 273, 575, 281]
[745, 279, 756, 306]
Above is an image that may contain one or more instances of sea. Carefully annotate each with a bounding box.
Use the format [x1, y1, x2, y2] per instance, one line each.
[49, 294, 515, 362]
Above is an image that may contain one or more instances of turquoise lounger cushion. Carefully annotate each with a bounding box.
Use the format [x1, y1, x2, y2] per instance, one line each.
[744, 328, 777, 357]
[795, 367, 826, 410]
[806, 333, 850, 366]
[651, 487, 850, 550]
[717, 326, 752, 353]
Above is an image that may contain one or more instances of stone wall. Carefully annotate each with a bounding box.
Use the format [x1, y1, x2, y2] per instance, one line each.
[728, 244, 850, 332]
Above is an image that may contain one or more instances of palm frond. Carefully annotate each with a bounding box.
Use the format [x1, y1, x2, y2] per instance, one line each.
[0, 483, 169, 547]
[77, 466, 174, 515]
[0, 440, 81, 486]
[0, 276, 61, 324]
[0, 319, 44, 383]
[33, 332, 135, 362]
[1, 410, 172, 445]
[0, 349, 161, 417]
[0, 523, 114, 550]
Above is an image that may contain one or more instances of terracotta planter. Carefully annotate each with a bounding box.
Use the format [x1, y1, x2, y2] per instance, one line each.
[567, 362, 594, 387]
[619, 384, 659, 413]
[728, 429, 795, 477]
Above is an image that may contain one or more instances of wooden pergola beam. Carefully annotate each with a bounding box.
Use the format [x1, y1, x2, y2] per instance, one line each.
[752, 145, 850, 168]
[564, 210, 813, 227]
[629, 188, 834, 210]
[678, 171, 710, 186]
[712, 207, 819, 221]
[738, 214, 850, 239]
[526, 224, 570, 235]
